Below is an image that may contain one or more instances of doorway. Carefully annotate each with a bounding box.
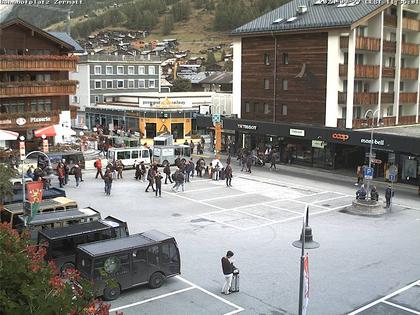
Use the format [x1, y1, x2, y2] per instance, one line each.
[146, 123, 156, 138]
[171, 123, 184, 141]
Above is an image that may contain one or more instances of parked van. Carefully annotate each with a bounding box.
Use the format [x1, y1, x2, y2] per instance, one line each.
[38, 217, 129, 272]
[153, 145, 191, 166]
[107, 147, 151, 169]
[16, 207, 101, 240]
[38, 151, 85, 170]
[75, 230, 181, 300]
[1, 197, 78, 228]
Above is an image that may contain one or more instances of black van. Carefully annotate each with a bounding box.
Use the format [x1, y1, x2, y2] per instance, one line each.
[37, 151, 85, 170]
[38, 217, 128, 272]
[75, 230, 181, 301]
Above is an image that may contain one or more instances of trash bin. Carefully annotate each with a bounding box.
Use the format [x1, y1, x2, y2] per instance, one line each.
[231, 269, 240, 292]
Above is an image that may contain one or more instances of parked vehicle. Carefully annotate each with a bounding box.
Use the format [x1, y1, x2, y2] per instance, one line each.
[101, 135, 141, 148]
[107, 147, 151, 169]
[75, 230, 181, 300]
[1, 197, 78, 228]
[3, 185, 66, 205]
[153, 145, 191, 166]
[37, 151, 85, 170]
[16, 207, 101, 240]
[38, 217, 129, 272]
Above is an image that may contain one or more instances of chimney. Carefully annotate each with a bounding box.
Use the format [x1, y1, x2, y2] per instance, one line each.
[297, 5, 308, 14]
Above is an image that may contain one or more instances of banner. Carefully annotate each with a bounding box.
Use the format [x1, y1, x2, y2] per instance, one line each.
[302, 254, 309, 315]
[26, 181, 44, 221]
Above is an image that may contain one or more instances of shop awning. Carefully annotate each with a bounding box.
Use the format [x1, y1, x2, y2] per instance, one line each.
[34, 125, 76, 138]
[0, 129, 19, 141]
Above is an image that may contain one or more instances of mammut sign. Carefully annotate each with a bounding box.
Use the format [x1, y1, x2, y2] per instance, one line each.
[331, 133, 349, 141]
[360, 138, 385, 146]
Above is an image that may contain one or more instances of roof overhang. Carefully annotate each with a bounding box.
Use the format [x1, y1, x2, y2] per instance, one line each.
[350, 3, 392, 30]
[230, 25, 350, 38]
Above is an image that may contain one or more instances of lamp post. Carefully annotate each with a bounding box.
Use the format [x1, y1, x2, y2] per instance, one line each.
[364, 109, 380, 199]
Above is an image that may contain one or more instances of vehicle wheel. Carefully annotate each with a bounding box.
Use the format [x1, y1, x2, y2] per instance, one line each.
[60, 262, 75, 274]
[163, 160, 169, 167]
[103, 284, 121, 301]
[148, 272, 165, 289]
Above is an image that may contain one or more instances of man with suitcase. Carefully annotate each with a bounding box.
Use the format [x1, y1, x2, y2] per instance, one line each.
[221, 250, 238, 295]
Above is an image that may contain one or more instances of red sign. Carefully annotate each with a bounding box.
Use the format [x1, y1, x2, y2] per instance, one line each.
[26, 181, 44, 204]
[371, 159, 382, 164]
[332, 133, 350, 141]
[19, 141, 25, 160]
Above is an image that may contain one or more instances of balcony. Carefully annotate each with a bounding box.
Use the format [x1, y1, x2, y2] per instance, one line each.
[338, 92, 379, 105]
[382, 67, 395, 78]
[402, 17, 420, 31]
[0, 80, 78, 98]
[401, 43, 419, 56]
[384, 15, 397, 28]
[383, 40, 396, 53]
[381, 92, 394, 103]
[340, 36, 380, 51]
[337, 115, 418, 129]
[399, 92, 417, 103]
[400, 68, 418, 80]
[0, 55, 79, 72]
[339, 64, 380, 79]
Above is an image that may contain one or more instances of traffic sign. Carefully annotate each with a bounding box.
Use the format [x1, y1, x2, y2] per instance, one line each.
[389, 174, 396, 182]
[364, 167, 374, 180]
[212, 114, 221, 125]
[371, 159, 382, 164]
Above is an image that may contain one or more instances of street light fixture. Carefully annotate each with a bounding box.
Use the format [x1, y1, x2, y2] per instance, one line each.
[364, 108, 380, 199]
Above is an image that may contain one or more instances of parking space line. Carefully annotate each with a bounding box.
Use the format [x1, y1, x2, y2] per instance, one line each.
[233, 209, 276, 222]
[109, 286, 195, 312]
[176, 276, 245, 315]
[184, 186, 225, 193]
[312, 195, 352, 205]
[201, 192, 255, 202]
[348, 280, 420, 315]
[292, 199, 329, 209]
[199, 215, 247, 231]
[163, 190, 226, 211]
[241, 215, 304, 231]
[231, 198, 286, 210]
[264, 204, 303, 215]
[382, 301, 420, 314]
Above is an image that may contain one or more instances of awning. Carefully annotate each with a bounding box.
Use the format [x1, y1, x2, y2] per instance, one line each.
[34, 124, 76, 138]
[0, 129, 19, 141]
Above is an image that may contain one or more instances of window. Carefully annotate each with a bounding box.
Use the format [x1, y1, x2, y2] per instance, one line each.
[356, 26, 366, 37]
[147, 246, 159, 265]
[388, 57, 395, 67]
[132, 150, 139, 159]
[355, 54, 364, 65]
[139, 66, 145, 74]
[402, 34, 407, 43]
[283, 53, 289, 65]
[390, 32, 396, 42]
[344, 53, 348, 65]
[264, 79, 269, 90]
[282, 104, 287, 116]
[128, 80, 135, 88]
[116, 66, 124, 75]
[343, 80, 348, 92]
[94, 80, 101, 89]
[117, 80, 124, 88]
[161, 244, 170, 263]
[142, 150, 149, 158]
[128, 66, 134, 75]
[388, 81, 394, 92]
[94, 96, 100, 103]
[264, 53, 270, 65]
[148, 66, 155, 75]
[401, 58, 405, 68]
[387, 106, 393, 116]
[94, 65, 102, 75]
[133, 249, 147, 262]
[106, 66, 113, 75]
[149, 79, 156, 89]
[106, 80, 113, 89]
[353, 106, 362, 119]
[264, 103, 271, 114]
[245, 102, 250, 113]
[399, 105, 403, 116]
[282, 79, 288, 91]
[73, 96, 79, 103]
[138, 80, 145, 88]
[400, 81, 404, 91]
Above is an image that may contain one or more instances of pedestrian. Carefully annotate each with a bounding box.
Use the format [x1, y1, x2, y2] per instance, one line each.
[172, 168, 181, 191]
[246, 155, 252, 173]
[63, 161, 69, 185]
[116, 159, 124, 179]
[176, 169, 185, 192]
[189, 158, 195, 178]
[189, 140, 195, 155]
[241, 154, 247, 172]
[185, 161, 192, 182]
[225, 163, 233, 187]
[370, 186, 379, 201]
[200, 136, 205, 151]
[197, 142, 202, 155]
[227, 154, 231, 166]
[214, 162, 220, 180]
[57, 162, 65, 188]
[104, 167, 113, 196]
[385, 185, 393, 208]
[155, 171, 163, 197]
[356, 184, 367, 200]
[269, 151, 277, 170]
[221, 251, 236, 295]
[164, 163, 173, 184]
[355, 165, 363, 186]
[145, 167, 156, 192]
[95, 158, 103, 179]
[140, 161, 146, 182]
[134, 160, 141, 180]
[73, 163, 82, 188]
[26, 166, 34, 180]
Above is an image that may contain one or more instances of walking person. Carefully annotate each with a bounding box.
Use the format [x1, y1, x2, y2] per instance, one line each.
[246, 155, 253, 173]
[155, 171, 163, 197]
[214, 162, 220, 180]
[269, 150, 277, 170]
[189, 158, 195, 179]
[95, 158, 103, 179]
[189, 140, 195, 155]
[185, 161, 191, 183]
[73, 163, 82, 188]
[221, 251, 236, 295]
[63, 161, 69, 185]
[57, 162, 65, 188]
[225, 163, 233, 187]
[145, 167, 156, 192]
[104, 167, 113, 196]
[116, 159, 124, 179]
[172, 168, 181, 191]
[140, 161, 146, 182]
[164, 163, 173, 184]
[134, 160, 141, 180]
[385, 185, 394, 208]
[355, 165, 363, 186]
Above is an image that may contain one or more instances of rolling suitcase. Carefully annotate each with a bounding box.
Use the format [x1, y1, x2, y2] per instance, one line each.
[230, 271, 240, 292]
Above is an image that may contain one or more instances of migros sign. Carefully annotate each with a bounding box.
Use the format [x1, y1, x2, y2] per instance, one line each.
[331, 133, 350, 141]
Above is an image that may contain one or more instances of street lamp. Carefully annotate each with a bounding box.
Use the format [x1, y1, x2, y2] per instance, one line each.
[364, 109, 380, 199]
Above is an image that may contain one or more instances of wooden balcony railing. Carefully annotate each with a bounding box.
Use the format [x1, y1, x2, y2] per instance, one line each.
[0, 55, 79, 72]
[383, 40, 396, 53]
[339, 36, 380, 51]
[381, 92, 394, 103]
[337, 116, 418, 129]
[382, 67, 395, 78]
[399, 92, 417, 103]
[338, 92, 379, 105]
[402, 17, 420, 31]
[339, 64, 380, 78]
[401, 68, 418, 80]
[401, 43, 419, 56]
[384, 15, 397, 28]
[399, 115, 417, 125]
[0, 80, 78, 98]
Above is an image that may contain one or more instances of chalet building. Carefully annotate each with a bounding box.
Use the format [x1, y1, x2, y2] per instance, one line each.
[69, 54, 161, 128]
[198, 1, 420, 185]
[0, 18, 81, 148]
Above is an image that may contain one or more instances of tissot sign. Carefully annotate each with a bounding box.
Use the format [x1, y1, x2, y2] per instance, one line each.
[237, 124, 257, 130]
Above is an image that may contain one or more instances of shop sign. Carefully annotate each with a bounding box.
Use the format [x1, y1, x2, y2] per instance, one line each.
[331, 133, 349, 141]
[0, 119, 12, 125]
[371, 159, 382, 164]
[312, 140, 326, 149]
[238, 124, 257, 130]
[360, 138, 385, 146]
[30, 117, 51, 123]
[290, 128, 305, 137]
[16, 117, 27, 126]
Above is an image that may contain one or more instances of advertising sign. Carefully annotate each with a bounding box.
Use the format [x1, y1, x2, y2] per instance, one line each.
[290, 128, 305, 137]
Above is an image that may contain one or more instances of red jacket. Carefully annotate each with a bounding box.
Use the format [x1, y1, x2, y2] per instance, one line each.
[96, 159, 102, 169]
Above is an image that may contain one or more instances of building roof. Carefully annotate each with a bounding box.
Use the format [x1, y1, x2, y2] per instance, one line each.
[178, 71, 209, 84]
[231, 0, 388, 35]
[48, 31, 84, 52]
[200, 72, 233, 85]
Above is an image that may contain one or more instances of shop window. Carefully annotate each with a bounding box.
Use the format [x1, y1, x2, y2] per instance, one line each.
[283, 53, 289, 65]
[264, 53, 270, 65]
[402, 156, 417, 179]
[282, 79, 288, 91]
[264, 79, 269, 90]
[282, 104, 287, 116]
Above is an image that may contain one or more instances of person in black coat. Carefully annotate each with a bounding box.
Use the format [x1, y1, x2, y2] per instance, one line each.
[155, 171, 163, 197]
[385, 185, 393, 208]
[221, 250, 236, 295]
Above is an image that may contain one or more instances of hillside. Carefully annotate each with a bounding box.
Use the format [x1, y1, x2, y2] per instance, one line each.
[6, 0, 288, 54]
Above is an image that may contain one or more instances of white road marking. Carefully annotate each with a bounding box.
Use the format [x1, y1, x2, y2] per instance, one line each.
[163, 190, 226, 211]
[184, 186, 226, 193]
[382, 301, 420, 314]
[233, 209, 276, 222]
[201, 191, 256, 202]
[109, 286, 195, 312]
[312, 195, 352, 205]
[264, 204, 304, 215]
[176, 276, 245, 315]
[292, 199, 329, 209]
[348, 280, 420, 315]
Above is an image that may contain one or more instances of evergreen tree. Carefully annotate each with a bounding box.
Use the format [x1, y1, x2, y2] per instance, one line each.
[171, 0, 192, 22]
[162, 14, 174, 35]
[224, 59, 233, 71]
[205, 51, 217, 66]
[172, 78, 192, 92]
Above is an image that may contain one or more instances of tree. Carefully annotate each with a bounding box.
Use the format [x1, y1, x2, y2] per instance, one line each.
[0, 164, 16, 209]
[162, 14, 174, 35]
[0, 223, 110, 314]
[205, 51, 217, 68]
[224, 59, 233, 71]
[220, 49, 226, 62]
[172, 78, 192, 92]
[171, 0, 191, 22]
